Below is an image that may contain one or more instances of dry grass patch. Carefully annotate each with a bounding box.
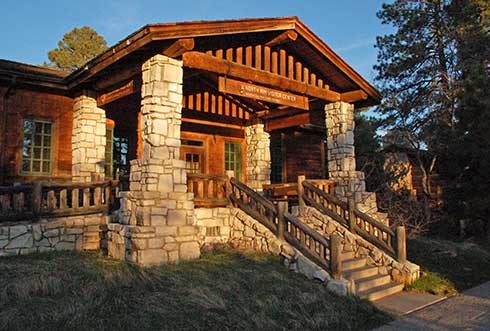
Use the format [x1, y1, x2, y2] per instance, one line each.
[0, 248, 390, 331]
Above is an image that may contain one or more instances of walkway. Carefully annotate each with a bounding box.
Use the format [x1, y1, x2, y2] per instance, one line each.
[374, 281, 490, 330]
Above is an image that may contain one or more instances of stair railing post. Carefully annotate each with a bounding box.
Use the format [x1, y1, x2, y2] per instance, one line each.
[396, 226, 407, 263]
[225, 170, 235, 205]
[347, 195, 357, 234]
[297, 175, 306, 207]
[31, 180, 42, 216]
[277, 201, 288, 240]
[330, 232, 342, 280]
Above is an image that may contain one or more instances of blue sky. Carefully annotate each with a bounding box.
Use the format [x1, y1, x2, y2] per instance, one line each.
[1, 0, 392, 83]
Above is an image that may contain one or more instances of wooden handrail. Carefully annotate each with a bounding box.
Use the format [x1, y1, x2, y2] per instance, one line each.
[301, 179, 403, 261]
[229, 177, 278, 233]
[187, 173, 229, 208]
[229, 178, 341, 275]
[0, 180, 119, 222]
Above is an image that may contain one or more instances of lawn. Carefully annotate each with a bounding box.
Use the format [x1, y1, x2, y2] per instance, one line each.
[0, 248, 390, 331]
[407, 237, 490, 295]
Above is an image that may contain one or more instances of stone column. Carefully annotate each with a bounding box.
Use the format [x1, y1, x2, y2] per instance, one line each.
[108, 54, 199, 265]
[72, 92, 106, 182]
[325, 102, 366, 201]
[245, 123, 271, 191]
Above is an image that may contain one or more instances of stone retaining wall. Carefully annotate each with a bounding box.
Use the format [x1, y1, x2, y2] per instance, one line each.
[293, 206, 420, 285]
[0, 214, 108, 257]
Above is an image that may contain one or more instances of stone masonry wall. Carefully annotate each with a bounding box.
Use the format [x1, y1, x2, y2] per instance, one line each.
[72, 92, 106, 182]
[0, 214, 108, 256]
[325, 102, 380, 216]
[245, 123, 271, 191]
[293, 206, 420, 285]
[107, 54, 199, 266]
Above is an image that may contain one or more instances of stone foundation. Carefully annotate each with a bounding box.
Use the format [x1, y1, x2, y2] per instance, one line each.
[0, 214, 108, 256]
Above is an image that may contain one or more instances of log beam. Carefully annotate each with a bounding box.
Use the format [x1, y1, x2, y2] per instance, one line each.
[265, 30, 298, 47]
[97, 79, 140, 106]
[265, 112, 311, 131]
[162, 38, 195, 58]
[94, 66, 141, 90]
[182, 51, 340, 103]
[340, 89, 368, 103]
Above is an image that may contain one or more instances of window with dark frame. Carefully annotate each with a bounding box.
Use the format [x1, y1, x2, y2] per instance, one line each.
[21, 119, 53, 175]
[225, 141, 242, 180]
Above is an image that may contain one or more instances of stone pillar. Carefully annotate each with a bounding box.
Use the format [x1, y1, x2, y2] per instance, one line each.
[325, 102, 366, 201]
[245, 123, 271, 191]
[108, 54, 200, 265]
[72, 92, 106, 182]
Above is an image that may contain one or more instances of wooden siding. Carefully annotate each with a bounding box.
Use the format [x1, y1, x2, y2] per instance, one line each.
[0, 87, 73, 184]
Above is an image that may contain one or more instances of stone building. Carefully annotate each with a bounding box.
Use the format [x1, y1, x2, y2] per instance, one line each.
[0, 17, 384, 264]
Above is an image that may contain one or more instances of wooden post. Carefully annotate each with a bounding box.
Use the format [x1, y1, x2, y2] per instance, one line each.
[347, 196, 356, 234]
[297, 175, 305, 207]
[396, 226, 407, 263]
[330, 233, 342, 280]
[277, 201, 288, 240]
[32, 181, 42, 215]
[225, 170, 234, 204]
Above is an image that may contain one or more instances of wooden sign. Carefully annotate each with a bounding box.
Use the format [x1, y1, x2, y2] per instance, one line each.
[218, 77, 309, 110]
[97, 80, 138, 106]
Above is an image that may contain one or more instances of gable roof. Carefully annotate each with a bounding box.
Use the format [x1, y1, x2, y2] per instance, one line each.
[1, 17, 381, 106]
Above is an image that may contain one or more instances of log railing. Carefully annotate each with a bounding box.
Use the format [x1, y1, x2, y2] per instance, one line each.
[0, 180, 119, 222]
[263, 180, 335, 203]
[229, 177, 278, 232]
[187, 173, 229, 208]
[0, 184, 35, 221]
[229, 177, 343, 278]
[299, 176, 406, 262]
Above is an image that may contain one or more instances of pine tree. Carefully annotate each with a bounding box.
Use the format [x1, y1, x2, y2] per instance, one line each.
[47, 26, 108, 72]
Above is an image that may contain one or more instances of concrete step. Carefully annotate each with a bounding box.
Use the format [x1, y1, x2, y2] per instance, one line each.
[341, 251, 355, 260]
[359, 282, 405, 301]
[342, 258, 367, 270]
[355, 274, 392, 293]
[343, 265, 378, 281]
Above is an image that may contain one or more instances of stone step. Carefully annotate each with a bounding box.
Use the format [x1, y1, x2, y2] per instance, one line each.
[342, 258, 366, 270]
[355, 274, 392, 293]
[359, 282, 405, 301]
[343, 265, 379, 280]
[341, 251, 355, 260]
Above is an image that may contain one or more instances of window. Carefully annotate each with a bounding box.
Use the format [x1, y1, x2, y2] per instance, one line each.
[225, 141, 242, 180]
[113, 135, 129, 177]
[105, 128, 114, 178]
[184, 153, 202, 174]
[270, 132, 283, 183]
[21, 119, 53, 175]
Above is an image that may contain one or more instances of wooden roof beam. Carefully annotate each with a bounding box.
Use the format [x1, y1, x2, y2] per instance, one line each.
[183, 51, 340, 103]
[265, 30, 298, 47]
[340, 89, 368, 103]
[95, 66, 141, 91]
[162, 38, 195, 58]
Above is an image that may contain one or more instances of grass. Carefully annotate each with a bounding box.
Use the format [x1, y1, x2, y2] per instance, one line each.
[0, 248, 390, 331]
[407, 237, 490, 295]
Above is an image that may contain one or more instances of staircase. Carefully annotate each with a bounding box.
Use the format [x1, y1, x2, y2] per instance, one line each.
[228, 177, 413, 302]
[341, 251, 404, 301]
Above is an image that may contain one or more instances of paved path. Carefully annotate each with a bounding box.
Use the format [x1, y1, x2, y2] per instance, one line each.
[374, 281, 490, 330]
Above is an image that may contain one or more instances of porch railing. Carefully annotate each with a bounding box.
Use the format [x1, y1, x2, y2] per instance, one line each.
[187, 173, 229, 208]
[0, 180, 119, 222]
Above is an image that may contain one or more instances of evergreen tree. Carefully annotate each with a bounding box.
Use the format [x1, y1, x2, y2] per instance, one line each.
[47, 26, 108, 71]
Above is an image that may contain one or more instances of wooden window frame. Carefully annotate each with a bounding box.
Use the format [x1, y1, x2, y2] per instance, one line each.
[105, 128, 114, 178]
[20, 119, 54, 176]
[224, 141, 242, 180]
